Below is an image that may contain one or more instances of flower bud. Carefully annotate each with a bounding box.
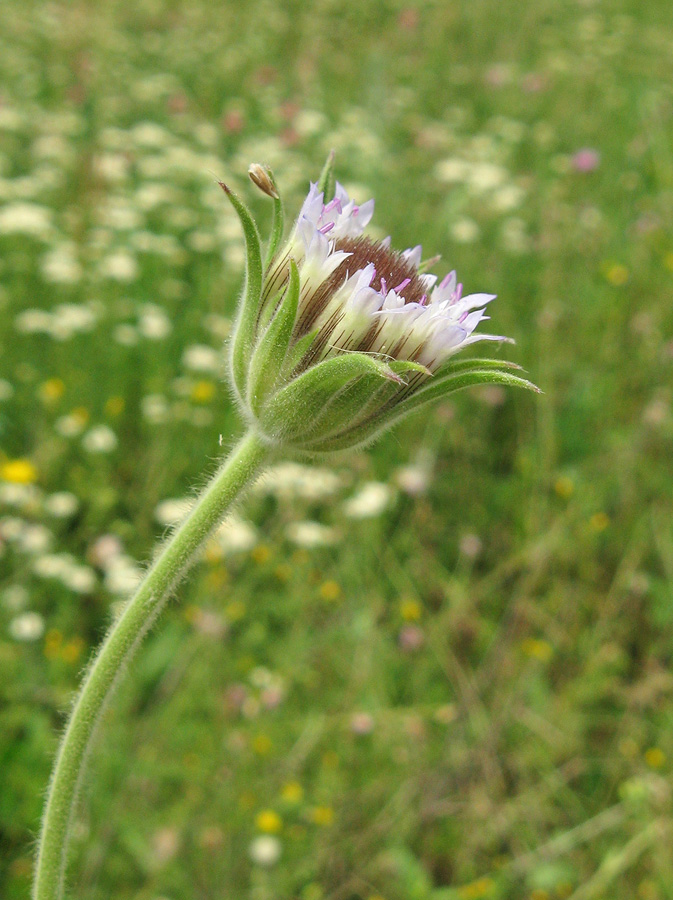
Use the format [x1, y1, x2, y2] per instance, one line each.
[222, 157, 538, 454]
[248, 164, 279, 199]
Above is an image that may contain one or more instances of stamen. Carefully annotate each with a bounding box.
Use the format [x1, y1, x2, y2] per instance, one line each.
[419, 294, 427, 306]
[440, 270, 455, 290]
[322, 198, 341, 215]
[319, 222, 335, 234]
[380, 277, 387, 295]
[393, 277, 411, 293]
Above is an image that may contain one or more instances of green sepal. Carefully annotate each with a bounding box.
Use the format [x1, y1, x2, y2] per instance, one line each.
[247, 259, 300, 414]
[280, 329, 320, 379]
[221, 182, 263, 401]
[295, 370, 402, 446]
[316, 150, 336, 202]
[301, 366, 539, 453]
[264, 174, 285, 272]
[259, 352, 401, 443]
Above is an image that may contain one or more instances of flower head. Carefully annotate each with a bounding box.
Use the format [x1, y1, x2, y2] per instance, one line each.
[223, 156, 537, 453]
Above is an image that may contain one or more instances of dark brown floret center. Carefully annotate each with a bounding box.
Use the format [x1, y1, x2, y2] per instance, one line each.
[295, 236, 427, 337]
[331, 236, 427, 305]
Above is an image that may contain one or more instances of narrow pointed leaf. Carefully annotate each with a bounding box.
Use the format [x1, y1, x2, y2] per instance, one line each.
[304, 369, 539, 453]
[397, 368, 540, 412]
[220, 182, 263, 400]
[316, 150, 336, 202]
[247, 260, 300, 414]
[433, 356, 524, 377]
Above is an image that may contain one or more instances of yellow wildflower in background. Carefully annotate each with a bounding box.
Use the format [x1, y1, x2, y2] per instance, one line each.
[457, 876, 495, 899]
[281, 781, 304, 804]
[252, 544, 271, 564]
[554, 476, 574, 499]
[105, 396, 125, 417]
[309, 806, 334, 826]
[644, 747, 666, 769]
[39, 378, 65, 403]
[521, 638, 554, 662]
[191, 380, 215, 403]
[589, 512, 610, 532]
[1, 459, 38, 484]
[319, 580, 341, 601]
[255, 809, 282, 833]
[603, 262, 629, 286]
[400, 598, 422, 621]
[252, 734, 273, 755]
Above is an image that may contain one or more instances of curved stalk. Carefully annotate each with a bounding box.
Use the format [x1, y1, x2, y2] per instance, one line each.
[33, 430, 270, 900]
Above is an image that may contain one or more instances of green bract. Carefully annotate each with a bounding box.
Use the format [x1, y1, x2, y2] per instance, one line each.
[222, 157, 538, 454]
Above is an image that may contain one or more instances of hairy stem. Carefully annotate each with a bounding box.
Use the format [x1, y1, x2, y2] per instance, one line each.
[33, 430, 269, 900]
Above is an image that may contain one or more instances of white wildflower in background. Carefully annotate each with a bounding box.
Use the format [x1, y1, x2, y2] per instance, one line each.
[17, 524, 53, 554]
[0, 483, 40, 509]
[154, 498, 194, 527]
[93, 153, 129, 182]
[182, 344, 220, 373]
[33, 553, 79, 579]
[61, 564, 97, 594]
[0, 516, 28, 540]
[43, 492, 79, 518]
[258, 463, 343, 502]
[0, 379, 14, 400]
[2, 585, 29, 611]
[450, 217, 480, 244]
[55, 413, 87, 438]
[49, 304, 97, 340]
[82, 425, 118, 453]
[0, 202, 52, 237]
[98, 251, 139, 282]
[9, 611, 45, 641]
[138, 304, 172, 340]
[394, 463, 430, 496]
[285, 520, 339, 548]
[40, 245, 83, 284]
[141, 394, 169, 423]
[104, 557, 143, 596]
[342, 482, 393, 519]
[212, 514, 257, 554]
[248, 835, 281, 867]
[88, 534, 124, 568]
[15, 309, 53, 334]
[113, 324, 140, 346]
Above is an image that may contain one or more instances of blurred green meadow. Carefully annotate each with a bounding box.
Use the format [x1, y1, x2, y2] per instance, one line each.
[2, 0, 673, 898]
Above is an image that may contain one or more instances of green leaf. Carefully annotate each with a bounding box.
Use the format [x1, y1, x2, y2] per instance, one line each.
[316, 149, 336, 201]
[433, 356, 524, 377]
[247, 259, 300, 414]
[396, 367, 540, 411]
[303, 367, 539, 453]
[259, 352, 400, 443]
[220, 182, 263, 401]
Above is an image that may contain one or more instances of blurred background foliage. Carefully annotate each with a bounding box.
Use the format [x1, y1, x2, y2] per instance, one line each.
[1, 0, 672, 898]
